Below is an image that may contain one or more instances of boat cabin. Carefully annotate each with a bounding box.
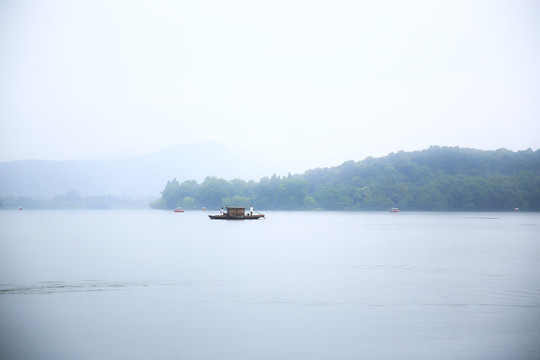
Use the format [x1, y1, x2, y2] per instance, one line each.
[225, 207, 246, 218]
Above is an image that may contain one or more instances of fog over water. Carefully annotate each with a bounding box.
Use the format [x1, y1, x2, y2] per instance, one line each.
[1, 210, 539, 359]
[2, 2, 539, 359]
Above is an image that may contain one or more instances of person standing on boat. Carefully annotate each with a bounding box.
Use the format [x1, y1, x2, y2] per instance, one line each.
[249, 205, 253, 216]
[220, 207, 224, 215]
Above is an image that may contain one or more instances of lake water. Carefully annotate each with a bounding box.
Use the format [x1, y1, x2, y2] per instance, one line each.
[1, 210, 539, 360]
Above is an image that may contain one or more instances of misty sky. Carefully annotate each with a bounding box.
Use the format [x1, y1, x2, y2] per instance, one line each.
[1, 0, 539, 172]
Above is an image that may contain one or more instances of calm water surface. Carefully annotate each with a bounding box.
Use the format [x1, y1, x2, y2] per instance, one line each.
[1, 210, 539, 359]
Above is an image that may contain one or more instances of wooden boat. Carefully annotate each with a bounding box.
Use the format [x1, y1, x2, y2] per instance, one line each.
[209, 207, 265, 220]
[174, 207, 184, 213]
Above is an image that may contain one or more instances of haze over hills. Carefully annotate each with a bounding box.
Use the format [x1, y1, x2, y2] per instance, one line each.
[2, 144, 539, 207]
[2, 145, 539, 210]
[0, 142, 284, 198]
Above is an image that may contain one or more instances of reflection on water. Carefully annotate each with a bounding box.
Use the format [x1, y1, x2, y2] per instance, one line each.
[1, 210, 539, 360]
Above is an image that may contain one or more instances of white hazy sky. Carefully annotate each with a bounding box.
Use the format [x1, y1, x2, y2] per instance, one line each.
[1, 0, 539, 172]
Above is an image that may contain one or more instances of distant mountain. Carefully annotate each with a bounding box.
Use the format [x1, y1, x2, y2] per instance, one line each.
[0, 142, 280, 198]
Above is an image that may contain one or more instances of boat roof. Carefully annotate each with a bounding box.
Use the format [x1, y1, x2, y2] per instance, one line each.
[227, 206, 245, 211]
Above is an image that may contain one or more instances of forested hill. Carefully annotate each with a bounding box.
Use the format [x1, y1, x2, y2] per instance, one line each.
[153, 147, 540, 211]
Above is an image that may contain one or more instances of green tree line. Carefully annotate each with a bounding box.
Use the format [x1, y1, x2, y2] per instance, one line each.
[152, 147, 540, 211]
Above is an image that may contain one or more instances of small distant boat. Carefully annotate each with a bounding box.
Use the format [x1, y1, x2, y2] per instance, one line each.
[389, 208, 399, 213]
[209, 207, 265, 220]
[174, 207, 185, 213]
[514, 208, 520, 212]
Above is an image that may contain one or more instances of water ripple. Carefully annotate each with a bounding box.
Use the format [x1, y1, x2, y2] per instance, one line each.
[0, 280, 194, 295]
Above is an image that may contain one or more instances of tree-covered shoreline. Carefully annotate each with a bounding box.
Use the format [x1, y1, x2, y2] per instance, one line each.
[152, 147, 540, 211]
